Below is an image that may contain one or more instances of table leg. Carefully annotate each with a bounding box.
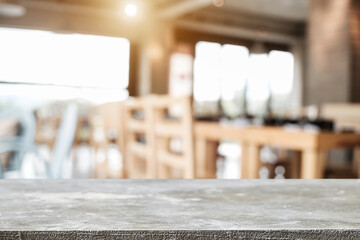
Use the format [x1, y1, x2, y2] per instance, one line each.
[242, 143, 261, 179]
[317, 150, 327, 178]
[240, 142, 248, 179]
[195, 138, 218, 179]
[289, 151, 301, 179]
[353, 148, 360, 178]
[301, 149, 327, 179]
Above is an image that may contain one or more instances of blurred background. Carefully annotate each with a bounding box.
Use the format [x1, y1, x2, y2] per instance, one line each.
[0, 0, 359, 179]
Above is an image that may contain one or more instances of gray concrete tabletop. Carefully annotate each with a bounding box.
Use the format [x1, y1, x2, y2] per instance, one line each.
[0, 180, 359, 239]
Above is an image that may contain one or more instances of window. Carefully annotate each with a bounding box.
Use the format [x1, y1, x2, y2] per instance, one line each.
[220, 44, 249, 101]
[0, 27, 130, 103]
[268, 50, 294, 114]
[268, 50, 294, 95]
[193, 41, 294, 117]
[246, 52, 270, 115]
[193, 41, 222, 102]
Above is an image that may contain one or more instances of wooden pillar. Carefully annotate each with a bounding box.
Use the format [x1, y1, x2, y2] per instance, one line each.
[128, 44, 139, 97]
[137, 20, 175, 96]
[306, 0, 360, 105]
[240, 142, 249, 179]
[350, 0, 360, 102]
[306, 0, 352, 106]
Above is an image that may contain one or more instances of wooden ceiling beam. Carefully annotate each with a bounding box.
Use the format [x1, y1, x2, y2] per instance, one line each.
[158, 0, 212, 19]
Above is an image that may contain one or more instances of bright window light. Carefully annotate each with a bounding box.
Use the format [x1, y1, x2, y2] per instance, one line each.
[0, 84, 129, 105]
[124, 3, 137, 17]
[220, 44, 249, 100]
[0, 27, 130, 89]
[246, 53, 270, 101]
[193, 41, 222, 102]
[193, 41, 295, 115]
[0, 27, 130, 103]
[268, 50, 294, 95]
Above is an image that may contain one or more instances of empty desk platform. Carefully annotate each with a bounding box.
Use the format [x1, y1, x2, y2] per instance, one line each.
[0, 180, 359, 239]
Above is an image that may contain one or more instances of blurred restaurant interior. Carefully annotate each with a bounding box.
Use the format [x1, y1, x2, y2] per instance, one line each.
[0, 0, 360, 179]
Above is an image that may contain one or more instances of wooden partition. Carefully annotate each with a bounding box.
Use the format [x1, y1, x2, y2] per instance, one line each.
[123, 97, 156, 178]
[90, 102, 125, 178]
[151, 96, 195, 179]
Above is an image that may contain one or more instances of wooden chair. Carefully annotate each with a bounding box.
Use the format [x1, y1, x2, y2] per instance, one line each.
[321, 103, 360, 177]
[90, 102, 125, 178]
[322, 104, 360, 130]
[151, 95, 195, 179]
[123, 97, 156, 178]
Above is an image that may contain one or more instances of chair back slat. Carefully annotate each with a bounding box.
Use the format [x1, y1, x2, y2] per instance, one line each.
[123, 97, 156, 178]
[151, 96, 195, 179]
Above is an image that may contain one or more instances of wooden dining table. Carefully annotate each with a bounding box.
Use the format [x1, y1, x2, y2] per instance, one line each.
[194, 121, 360, 179]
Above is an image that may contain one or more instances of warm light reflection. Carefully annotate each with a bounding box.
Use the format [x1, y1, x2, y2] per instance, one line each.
[124, 3, 137, 17]
[148, 43, 163, 60]
[213, 0, 225, 8]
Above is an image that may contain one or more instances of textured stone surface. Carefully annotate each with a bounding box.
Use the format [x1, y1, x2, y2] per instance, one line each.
[0, 180, 360, 239]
